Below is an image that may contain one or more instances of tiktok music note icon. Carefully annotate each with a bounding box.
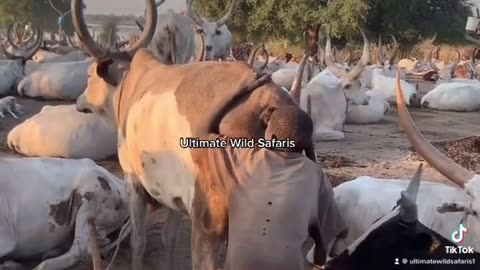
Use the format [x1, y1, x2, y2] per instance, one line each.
[451, 223, 468, 244]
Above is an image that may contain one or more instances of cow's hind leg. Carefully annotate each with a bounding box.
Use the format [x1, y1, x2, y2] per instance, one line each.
[126, 174, 148, 270]
[190, 202, 220, 270]
[163, 210, 182, 270]
[32, 198, 96, 270]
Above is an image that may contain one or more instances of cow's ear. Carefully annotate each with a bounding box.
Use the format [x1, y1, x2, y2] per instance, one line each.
[96, 58, 114, 80]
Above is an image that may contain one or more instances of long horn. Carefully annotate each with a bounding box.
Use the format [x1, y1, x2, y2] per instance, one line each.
[289, 54, 309, 104]
[23, 31, 43, 60]
[428, 48, 439, 72]
[399, 163, 423, 223]
[0, 43, 22, 60]
[125, 1, 156, 55]
[324, 33, 349, 78]
[332, 45, 339, 63]
[395, 71, 474, 187]
[347, 27, 369, 80]
[377, 35, 385, 66]
[135, 20, 144, 31]
[186, 0, 205, 26]
[388, 35, 399, 66]
[260, 46, 269, 70]
[247, 44, 263, 66]
[72, 0, 156, 59]
[449, 49, 460, 75]
[7, 23, 22, 50]
[216, 0, 238, 27]
[195, 31, 206, 62]
[469, 49, 478, 78]
[344, 46, 353, 65]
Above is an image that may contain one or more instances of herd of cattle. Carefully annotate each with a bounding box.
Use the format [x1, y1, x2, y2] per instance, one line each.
[0, 0, 479, 269]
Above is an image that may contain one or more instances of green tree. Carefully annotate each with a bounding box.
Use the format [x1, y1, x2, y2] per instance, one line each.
[0, 0, 75, 35]
[191, 0, 473, 46]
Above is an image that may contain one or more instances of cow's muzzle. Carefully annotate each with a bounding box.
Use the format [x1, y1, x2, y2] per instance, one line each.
[76, 104, 93, 114]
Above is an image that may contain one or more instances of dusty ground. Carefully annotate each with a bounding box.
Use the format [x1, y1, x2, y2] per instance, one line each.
[1, 80, 479, 269]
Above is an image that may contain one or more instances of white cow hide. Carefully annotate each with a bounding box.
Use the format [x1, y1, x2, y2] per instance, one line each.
[421, 82, 480, 111]
[0, 157, 128, 270]
[17, 59, 92, 101]
[330, 176, 479, 254]
[370, 68, 418, 106]
[345, 91, 390, 124]
[7, 104, 117, 160]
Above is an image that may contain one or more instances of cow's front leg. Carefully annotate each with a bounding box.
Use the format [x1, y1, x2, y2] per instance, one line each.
[126, 174, 148, 270]
[191, 202, 219, 270]
[32, 198, 97, 270]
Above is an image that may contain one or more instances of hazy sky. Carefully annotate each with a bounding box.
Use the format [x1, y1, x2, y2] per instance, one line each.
[84, 0, 185, 15]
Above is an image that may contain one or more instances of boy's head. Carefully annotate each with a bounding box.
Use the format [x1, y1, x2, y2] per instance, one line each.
[265, 105, 313, 153]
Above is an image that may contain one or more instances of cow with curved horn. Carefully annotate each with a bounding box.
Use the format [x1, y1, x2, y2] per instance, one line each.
[377, 35, 400, 71]
[428, 47, 462, 84]
[187, 0, 236, 61]
[321, 74, 479, 252]
[72, 0, 348, 269]
[298, 27, 370, 141]
[307, 163, 479, 269]
[247, 43, 269, 70]
[0, 26, 43, 95]
[360, 34, 406, 90]
[395, 72, 480, 250]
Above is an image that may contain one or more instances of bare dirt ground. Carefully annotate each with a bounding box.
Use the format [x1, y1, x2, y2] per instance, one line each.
[1, 80, 479, 269]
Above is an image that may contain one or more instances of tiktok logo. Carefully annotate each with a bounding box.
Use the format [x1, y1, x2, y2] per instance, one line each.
[451, 224, 468, 244]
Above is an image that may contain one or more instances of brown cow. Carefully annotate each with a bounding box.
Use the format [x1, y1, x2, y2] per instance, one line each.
[71, 0, 347, 269]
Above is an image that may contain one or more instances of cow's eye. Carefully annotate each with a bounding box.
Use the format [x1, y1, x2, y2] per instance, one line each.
[215, 29, 221, 35]
[196, 28, 204, 34]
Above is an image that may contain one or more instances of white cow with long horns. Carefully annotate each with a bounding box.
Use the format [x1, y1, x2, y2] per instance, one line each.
[187, 0, 236, 61]
[319, 73, 480, 256]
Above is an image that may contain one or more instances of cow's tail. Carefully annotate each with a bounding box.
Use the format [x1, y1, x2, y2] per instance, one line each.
[104, 217, 131, 270]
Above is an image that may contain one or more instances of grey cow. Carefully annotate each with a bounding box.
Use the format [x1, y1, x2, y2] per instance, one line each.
[138, 0, 196, 64]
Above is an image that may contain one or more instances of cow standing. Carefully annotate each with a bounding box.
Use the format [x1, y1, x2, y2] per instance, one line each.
[71, 0, 348, 269]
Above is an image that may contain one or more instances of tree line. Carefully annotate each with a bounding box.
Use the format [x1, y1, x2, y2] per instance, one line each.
[0, 0, 475, 46]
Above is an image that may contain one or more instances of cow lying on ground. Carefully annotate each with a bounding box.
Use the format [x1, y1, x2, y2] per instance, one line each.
[0, 30, 43, 95]
[8, 104, 117, 160]
[345, 90, 390, 124]
[71, 0, 347, 269]
[299, 28, 370, 141]
[307, 165, 480, 269]
[312, 72, 480, 262]
[17, 58, 92, 101]
[421, 82, 480, 111]
[0, 157, 129, 270]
